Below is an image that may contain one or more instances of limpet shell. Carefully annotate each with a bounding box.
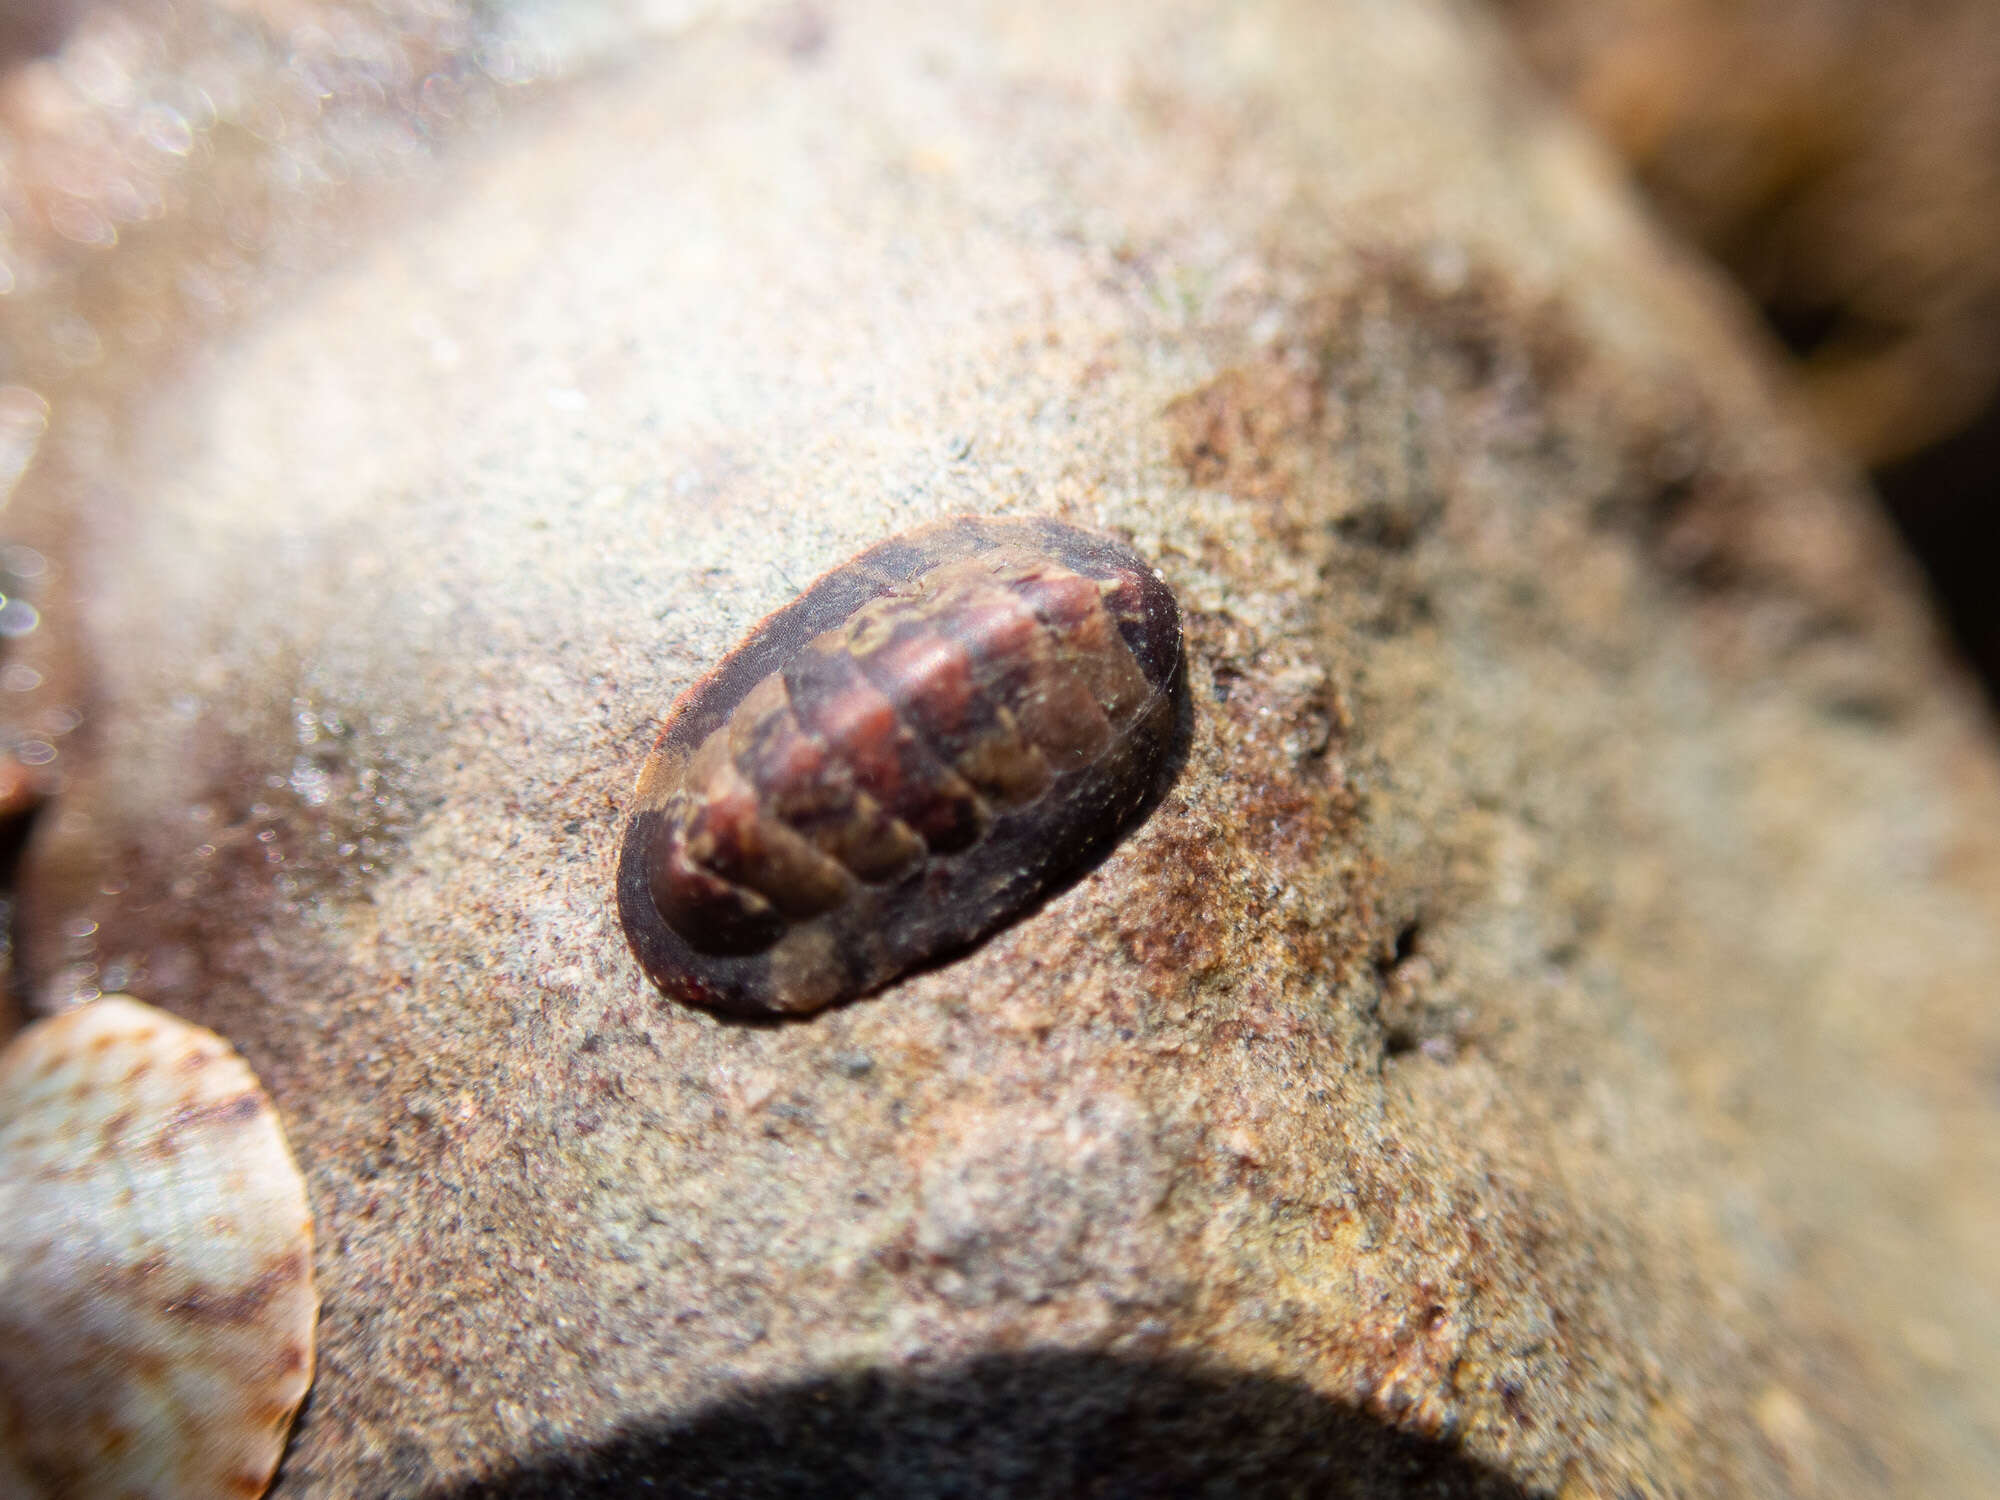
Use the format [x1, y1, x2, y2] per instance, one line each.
[0, 996, 317, 1500]
[617, 515, 1186, 1018]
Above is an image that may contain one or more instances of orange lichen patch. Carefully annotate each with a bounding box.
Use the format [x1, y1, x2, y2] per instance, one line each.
[0, 996, 316, 1500]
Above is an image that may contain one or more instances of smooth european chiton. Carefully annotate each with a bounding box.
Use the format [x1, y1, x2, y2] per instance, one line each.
[0, 996, 317, 1500]
[617, 515, 1186, 1018]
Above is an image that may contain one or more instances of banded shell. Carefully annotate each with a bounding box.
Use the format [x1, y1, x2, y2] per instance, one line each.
[617, 515, 1186, 1018]
[0, 996, 317, 1500]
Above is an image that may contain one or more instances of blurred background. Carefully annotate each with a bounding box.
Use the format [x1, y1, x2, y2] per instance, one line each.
[0, 0, 1995, 702]
[1497, 0, 2000, 705]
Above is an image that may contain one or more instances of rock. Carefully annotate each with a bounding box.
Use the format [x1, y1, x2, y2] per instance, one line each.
[2, 1, 1997, 1495]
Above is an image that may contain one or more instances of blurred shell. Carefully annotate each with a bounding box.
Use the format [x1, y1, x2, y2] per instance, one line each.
[0, 996, 316, 1500]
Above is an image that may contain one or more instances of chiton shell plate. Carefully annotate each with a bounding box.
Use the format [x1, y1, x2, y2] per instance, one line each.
[617, 516, 1186, 1018]
[0, 996, 317, 1500]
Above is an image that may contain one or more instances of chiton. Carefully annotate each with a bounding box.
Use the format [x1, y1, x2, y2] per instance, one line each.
[616, 515, 1186, 1018]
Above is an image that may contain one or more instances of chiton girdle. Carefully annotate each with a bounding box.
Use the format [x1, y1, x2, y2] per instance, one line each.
[616, 515, 1187, 1018]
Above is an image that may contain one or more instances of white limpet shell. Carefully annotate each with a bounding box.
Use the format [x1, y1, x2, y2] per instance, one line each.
[0, 995, 317, 1500]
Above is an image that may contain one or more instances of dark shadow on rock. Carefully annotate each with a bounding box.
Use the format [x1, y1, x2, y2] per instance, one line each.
[424, 1350, 1541, 1500]
[1877, 387, 2000, 719]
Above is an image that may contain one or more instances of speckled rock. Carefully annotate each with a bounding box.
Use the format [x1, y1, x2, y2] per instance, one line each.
[1, 1, 1996, 1497]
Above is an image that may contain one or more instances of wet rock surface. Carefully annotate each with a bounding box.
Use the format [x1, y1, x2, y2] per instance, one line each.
[2, 1, 1997, 1496]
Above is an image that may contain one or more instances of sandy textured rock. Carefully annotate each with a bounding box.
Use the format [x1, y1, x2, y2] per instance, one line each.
[1, 1, 1997, 1496]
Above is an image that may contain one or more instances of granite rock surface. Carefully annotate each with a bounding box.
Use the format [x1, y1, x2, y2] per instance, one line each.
[1, 1, 1996, 1496]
